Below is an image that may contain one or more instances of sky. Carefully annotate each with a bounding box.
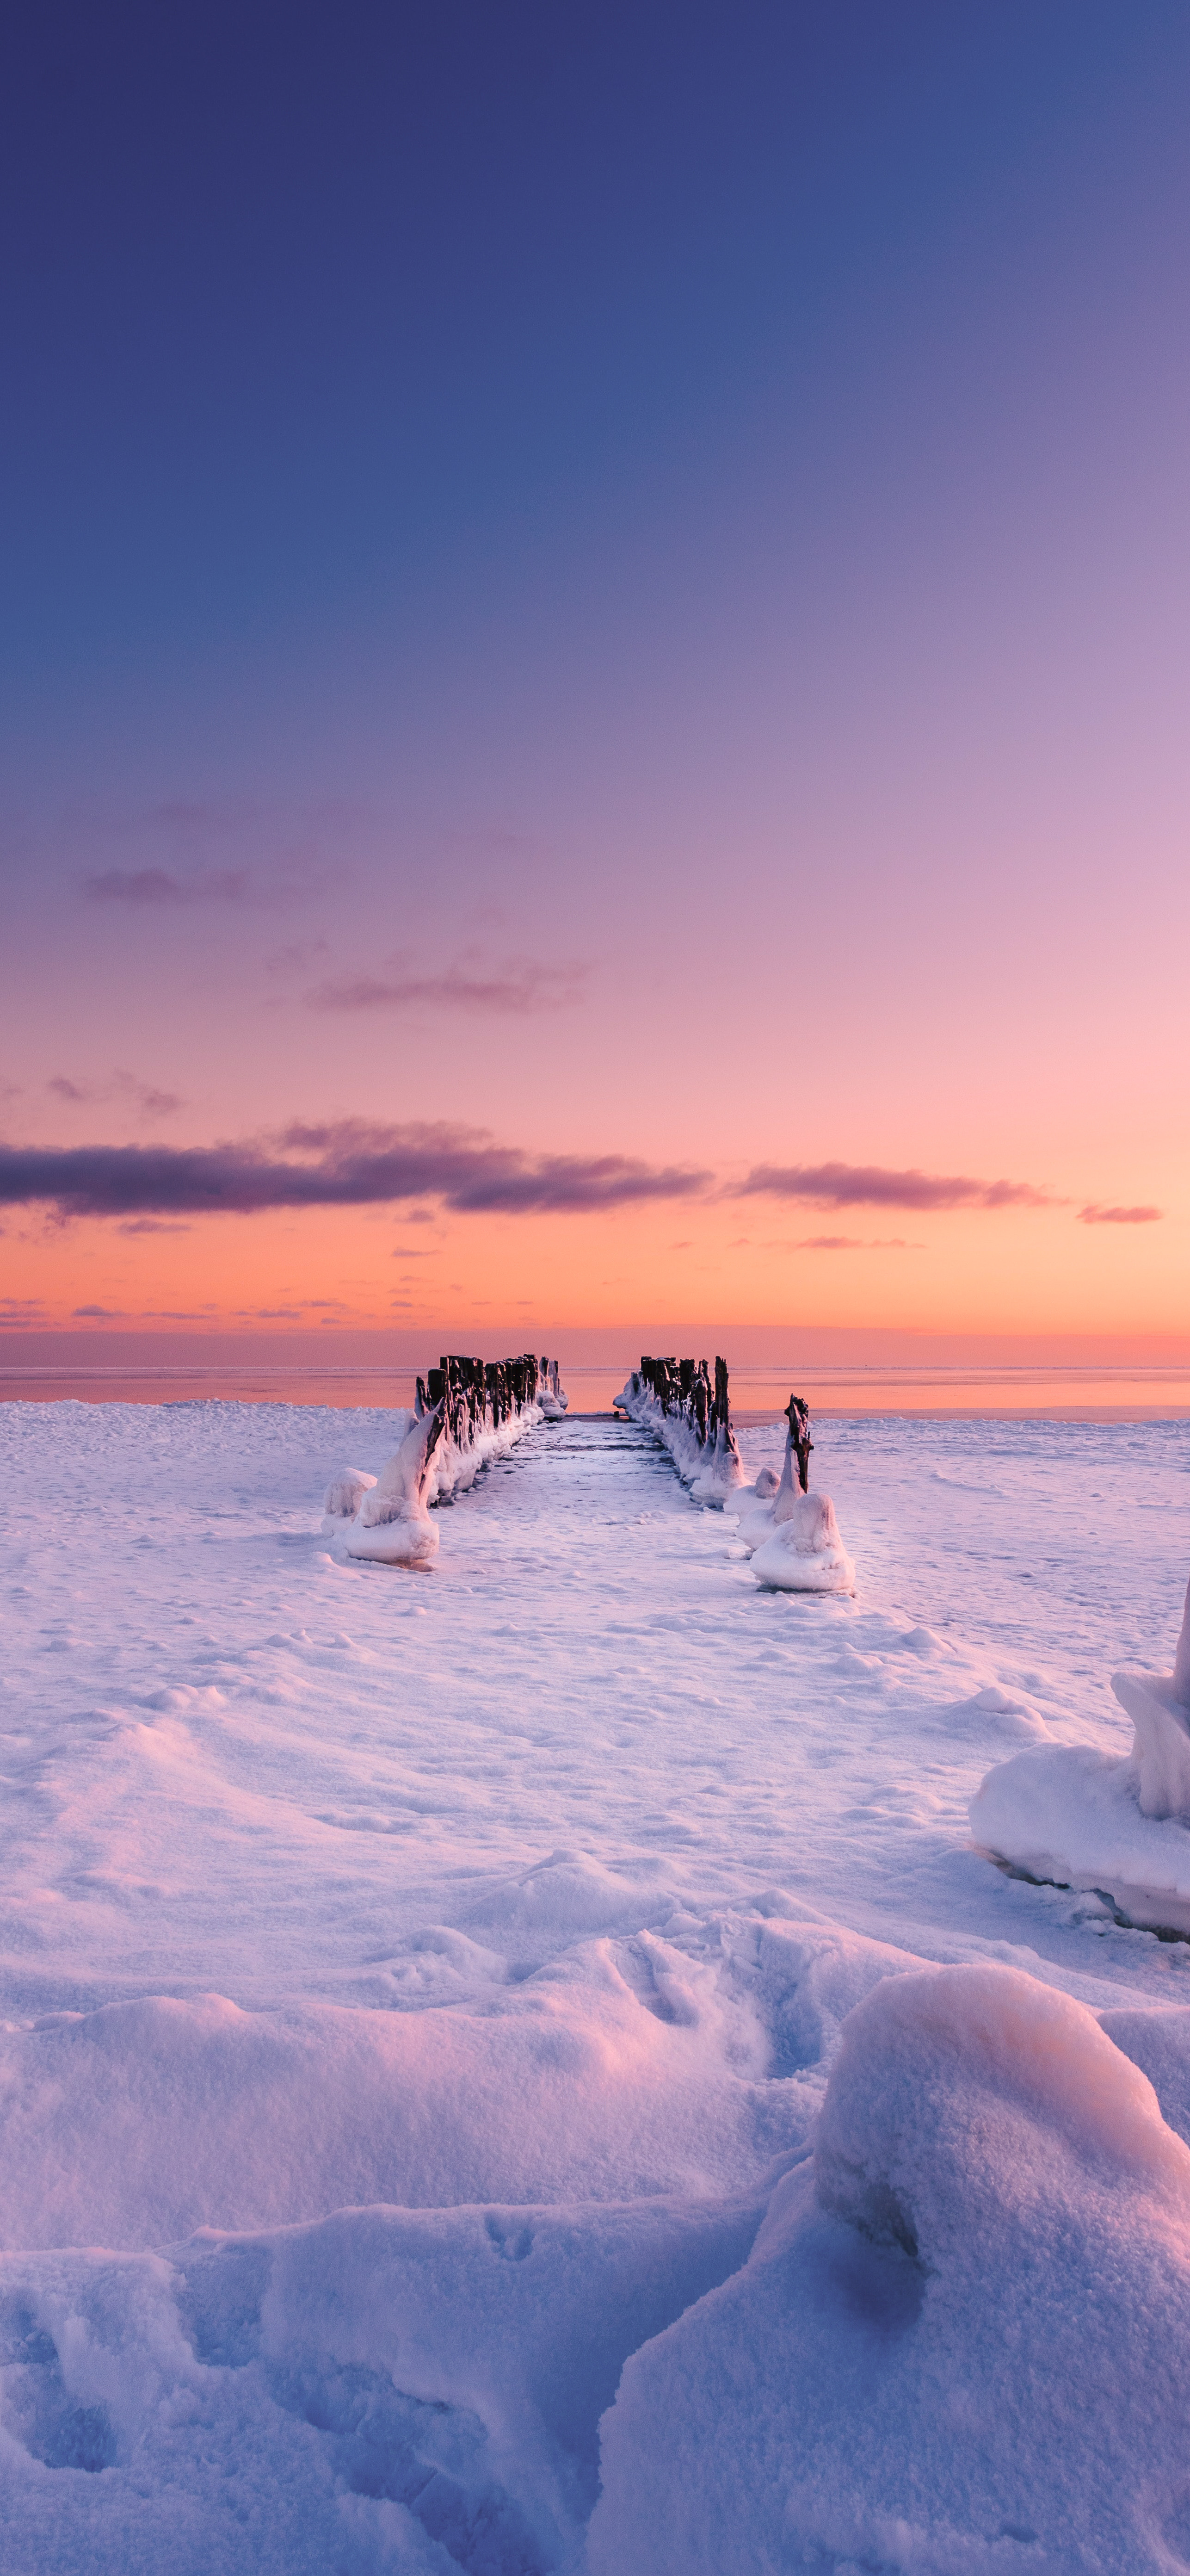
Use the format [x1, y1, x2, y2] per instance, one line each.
[1, 0, 1187, 1348]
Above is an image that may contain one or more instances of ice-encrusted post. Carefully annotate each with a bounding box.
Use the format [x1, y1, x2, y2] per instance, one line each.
[785, 1395, 813, 1494]
[324, 1349, 556, 1561]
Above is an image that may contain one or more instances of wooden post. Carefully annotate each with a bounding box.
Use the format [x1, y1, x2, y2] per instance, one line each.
[785, 1394, 813, 1492]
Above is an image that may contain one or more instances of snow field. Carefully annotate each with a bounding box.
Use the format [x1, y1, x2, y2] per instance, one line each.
[1, 1399, 1190, 2569]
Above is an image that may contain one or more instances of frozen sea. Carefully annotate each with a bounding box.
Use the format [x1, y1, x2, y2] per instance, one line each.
[2, 1397, 1190, 2573]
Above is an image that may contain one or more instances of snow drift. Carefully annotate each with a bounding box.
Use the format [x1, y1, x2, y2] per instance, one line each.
[591, 1963, 1190, 2574]
[972, 1567, 1190, 1932]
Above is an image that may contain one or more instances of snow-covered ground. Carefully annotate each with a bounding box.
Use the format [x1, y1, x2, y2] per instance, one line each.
[1, 1399, 1190, 2572]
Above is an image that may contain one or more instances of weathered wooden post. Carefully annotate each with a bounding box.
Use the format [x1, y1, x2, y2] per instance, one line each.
[785, 1394, 813, 1493]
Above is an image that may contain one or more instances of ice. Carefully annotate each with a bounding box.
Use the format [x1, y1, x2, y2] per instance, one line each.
[591, 1963, 1190, 2573]
[321, 1465, 379, 1524]
[973, 1563, 1190, 1931]
[2, 1396, 1190, 2566]
[539, 1358, 568, 1421]
[726, 1427, 855, 1592]
[750, 1488, 855, 1593]
[1113, 1569, 1190, 1818]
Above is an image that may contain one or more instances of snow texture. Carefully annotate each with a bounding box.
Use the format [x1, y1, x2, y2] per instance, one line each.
[2, 1397, 1190, 2570]
[973, 1566, 1190, 1933]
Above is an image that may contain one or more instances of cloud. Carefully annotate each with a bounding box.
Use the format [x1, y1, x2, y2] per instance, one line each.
[83, 867, 249, 904]
[305, 960, 587, 1015]
[47, 1071, 184, 1118]
[0, 1120, 710, 1222]
[736, 1160, 1059, 1212]
[787, 1235, 924, 1251]
[1077, 1202, 1164, 1225]
[72, 1304, 126, 1318]
[117, 1219, 191, 1235]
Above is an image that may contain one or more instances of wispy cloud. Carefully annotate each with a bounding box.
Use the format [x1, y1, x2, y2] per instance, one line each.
[1077, 1202, 1164, 1225]
[83, 867, 249, 904]
[736, 1161, 1060, 1212]
[305, 960, 587, 1015]
[788, 1235, 924, 1251]
[48, 1071, 183, 1117]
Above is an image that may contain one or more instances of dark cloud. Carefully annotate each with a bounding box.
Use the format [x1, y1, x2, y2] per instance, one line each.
[1077, 1202, 1163, 1225]
[736, 1161, 1059, 1212]
[0, 1122, 706, 1220]
[82, 867, 248, 904]
[305, 961, 586, 1015]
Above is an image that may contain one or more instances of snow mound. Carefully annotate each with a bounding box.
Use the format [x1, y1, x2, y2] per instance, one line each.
[590, 1963, 1190, 2574]
[751, 1490, 855, 1593]
[972, 1567, 1190, 1929]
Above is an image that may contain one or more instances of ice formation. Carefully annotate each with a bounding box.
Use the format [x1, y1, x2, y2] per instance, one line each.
[323, 1353, 549, 1565]
[614, 1355, 744, 1503]
[342, 1405, 444, 1566]
[727, 1405, 855, 1593]
[750, 1486, 855, 1593]
[972, 1567, 1190, 1932]
[538, 1357, 568, 1420]
[591, 1963, 1190, 2574]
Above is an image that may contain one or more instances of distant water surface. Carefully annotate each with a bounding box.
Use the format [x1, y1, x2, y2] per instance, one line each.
[2, 1360, 1190, 1420]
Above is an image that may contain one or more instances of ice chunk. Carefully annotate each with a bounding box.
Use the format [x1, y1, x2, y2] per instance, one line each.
[590, 1964, 1190, 2574]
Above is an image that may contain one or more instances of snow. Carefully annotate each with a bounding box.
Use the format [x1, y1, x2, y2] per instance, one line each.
[973, 1566, 1190, 1932]
[591, 1963, 1190, 2575]
[1, 1397, 1190, 2570]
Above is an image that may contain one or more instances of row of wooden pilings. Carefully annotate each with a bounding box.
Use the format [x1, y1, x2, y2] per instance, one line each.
[415, 1353, 559, 1446]
[637, 1354, 732, 1448]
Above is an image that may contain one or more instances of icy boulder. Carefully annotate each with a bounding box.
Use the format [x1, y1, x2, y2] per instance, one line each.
[972, 1568, 1190, 1931]
[344, 1408, 443, 1567]
[589, 1963, 1190, 2574]
[751, 1488, 854, 1594]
